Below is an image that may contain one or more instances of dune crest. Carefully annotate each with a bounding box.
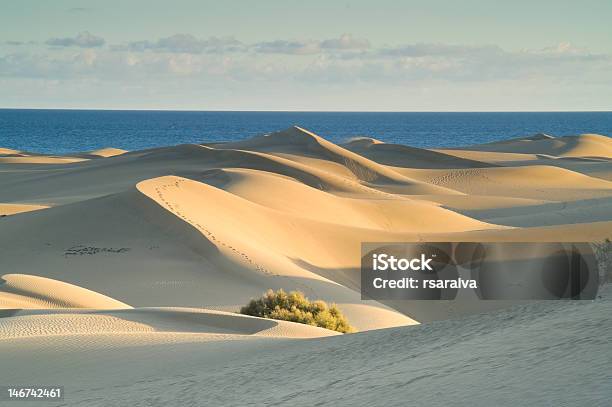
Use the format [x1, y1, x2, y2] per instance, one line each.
[342, 137, 493, 169]
[0, 307, 339, 340]
[0, 147, 22, 155]
[457, 133, 612, 159]
[0, 274, 131, 309]
[0, 126, 611, 405]
[0, 127, 610, 329]
[0, 203, 48, 216]
[86, 147, 129, 158]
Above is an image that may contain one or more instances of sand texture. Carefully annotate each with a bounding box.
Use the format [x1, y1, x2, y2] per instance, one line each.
[0, 127, 610, 406]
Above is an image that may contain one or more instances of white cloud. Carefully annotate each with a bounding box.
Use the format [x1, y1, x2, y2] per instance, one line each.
[0, 34, 612, 106]
[120, 34, 243, 54]
[320, 34, 370, 50]
[46, 31, 105, 48]
[253, 34, 370, 55]
[254, 40, 321, 55]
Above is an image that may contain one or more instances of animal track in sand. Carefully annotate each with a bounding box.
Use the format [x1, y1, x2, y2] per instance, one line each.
[425, 169, 493, 187]
[150, 177, 328, 297]
[64, 245, 131, 257]
[152, 178, 272, 275]
[324, 168, 404, 199]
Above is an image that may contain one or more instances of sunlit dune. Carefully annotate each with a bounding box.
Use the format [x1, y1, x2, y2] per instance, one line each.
[0, 127, 611, 405]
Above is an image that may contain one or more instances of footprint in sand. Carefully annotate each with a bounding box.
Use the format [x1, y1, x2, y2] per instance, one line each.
[155, 179, 272, 275]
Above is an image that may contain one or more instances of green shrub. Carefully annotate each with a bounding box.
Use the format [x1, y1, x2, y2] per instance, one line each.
[240, 289, 355, 333]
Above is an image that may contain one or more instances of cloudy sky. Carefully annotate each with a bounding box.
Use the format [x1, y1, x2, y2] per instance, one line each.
[1, 0, 611, 111]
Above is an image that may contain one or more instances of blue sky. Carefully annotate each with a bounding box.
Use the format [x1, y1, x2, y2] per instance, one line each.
[1, 0, 611, 110]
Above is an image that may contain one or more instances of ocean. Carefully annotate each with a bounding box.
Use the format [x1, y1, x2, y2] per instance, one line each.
[0, 109, 610, 155]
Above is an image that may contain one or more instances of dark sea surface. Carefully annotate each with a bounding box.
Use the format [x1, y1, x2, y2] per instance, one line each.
[0, 109, 610, 154]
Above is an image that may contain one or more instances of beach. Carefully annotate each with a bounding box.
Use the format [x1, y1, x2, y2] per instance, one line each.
[1, 126, 611, 406]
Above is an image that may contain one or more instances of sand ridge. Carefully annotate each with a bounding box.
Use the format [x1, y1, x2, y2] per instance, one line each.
[0, 128, 610, 330]
[0, 307, 339, 340]
[457, 133, 612, 158]
[0, 274, 131, 309]
[0, 128, 611, 405]
[0, 203, 48, 216]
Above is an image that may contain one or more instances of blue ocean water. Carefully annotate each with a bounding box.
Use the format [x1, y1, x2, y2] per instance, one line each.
[0, 109, 610, 155]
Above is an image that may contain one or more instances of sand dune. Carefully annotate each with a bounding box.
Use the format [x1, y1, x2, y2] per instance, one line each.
[0, 146, 126, 164]
[461, 133, 612, 158]
[1, 288, 608, 406]
[0, 128, 610, 325]
[85, 147, 128, 158]
[459, 195, 612, 227]
[0, 141, 455, 206]
[0, 155, 88, 164]
[193, 169, 491, 231]
[0, 147, 22, 155]
[214, 126, 415, 183]
[399, 165, 612, 201]
[0, 274, 130, 310]
[213, 126, 463, 195]
[0, 203, 48, 216]
[0, 307, 339, 340]
[342, 136, 493, 169]
[0, 180, 418, 330]
[0, 127, 611, 405]
[433, 148, 541, 163]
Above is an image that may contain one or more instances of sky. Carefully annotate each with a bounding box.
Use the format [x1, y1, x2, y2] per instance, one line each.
[1, 0, 611, 111]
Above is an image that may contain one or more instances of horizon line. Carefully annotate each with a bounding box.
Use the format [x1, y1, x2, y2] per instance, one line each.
[1, 107, 611, 113]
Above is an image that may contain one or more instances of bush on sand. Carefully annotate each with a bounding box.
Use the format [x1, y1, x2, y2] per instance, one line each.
[240, 289, 355, 333]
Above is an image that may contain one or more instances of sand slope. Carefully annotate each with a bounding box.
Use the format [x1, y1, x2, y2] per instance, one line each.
[0, 203, 48, 216]
[0, 128, 610, 405]
[0, 129, 503, 327]
[0, 274, 130, 310]
[0, 307, 339, 340]
[85, 147, 128, 158]
[1, 287, 609, 406]
[1, 129, 611, 326]
[460, 133, 612, 158]
[0, 180, 417, 330]
[342, 136, 493, 169]
[399, 165, 612, 201]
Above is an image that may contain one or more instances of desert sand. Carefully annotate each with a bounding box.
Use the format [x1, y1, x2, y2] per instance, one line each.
[0, 126, 610, 406]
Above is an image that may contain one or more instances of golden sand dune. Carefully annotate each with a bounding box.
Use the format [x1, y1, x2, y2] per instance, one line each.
[0, 127, 610, 329]
[433, 148, 541, 163]
[400, 165, 612, 201]
[0, 307, 339, 340]
[406, 194, 552, 211]
[0, 155, 88, 164]
[0, 147, 23, 155]
[0, 274, 130, 309]
[1, 288, 609, 407]
[86, 147, 128, 158]
[0, 183, 417, 330]
[0, 140, 455, 206]
[193, 168, 491, 231]
[215, 126, 415, 184]
[0, 146, 126, 164]
[0, 203, 48, 216]
[342, 136, 493, 169]
[0, 128, 611, 405]
[436, 134, 612, 171]
[459, 196, 612, 227]
[214, 126, 462, 195]
[461, 133, 612, 158]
